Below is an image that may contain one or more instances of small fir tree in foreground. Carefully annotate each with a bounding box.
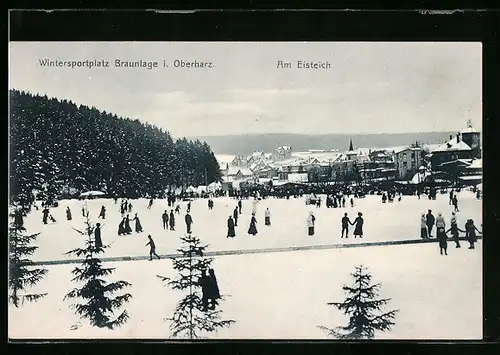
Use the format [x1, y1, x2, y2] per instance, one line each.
[157, 234, 235, 339]
[8, 215, 48, 307]
[319, 265, 398, 339]
[64, 215, 132, 329]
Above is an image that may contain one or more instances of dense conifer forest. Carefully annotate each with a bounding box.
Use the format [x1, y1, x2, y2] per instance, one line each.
[9, 90, 222, 205]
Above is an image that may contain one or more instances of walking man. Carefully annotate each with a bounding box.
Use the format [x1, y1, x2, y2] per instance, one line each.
[146, 235, 161, 261]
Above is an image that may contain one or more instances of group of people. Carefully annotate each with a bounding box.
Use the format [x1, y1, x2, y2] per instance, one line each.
[226, 199, 272, 238]
[340, 212, 365, 238]
[421, 209, 481, 255]
[118, 213, 143, 235]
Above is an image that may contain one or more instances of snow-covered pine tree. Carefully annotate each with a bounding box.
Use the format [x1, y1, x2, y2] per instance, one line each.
[157, 234, 235, 339]
[319, 265, 398, 340]
[64, 215, 132, 329]
[8, 214, 48, 307]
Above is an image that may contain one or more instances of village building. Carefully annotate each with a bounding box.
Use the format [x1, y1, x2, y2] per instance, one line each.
[272, 145, 292, 161]
[394, 145, 423, 180]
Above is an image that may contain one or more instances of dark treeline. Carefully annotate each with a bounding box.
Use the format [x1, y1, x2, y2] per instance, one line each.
[9, 90, 222, 205]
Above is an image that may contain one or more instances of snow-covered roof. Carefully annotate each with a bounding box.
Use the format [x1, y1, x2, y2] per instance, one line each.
[394, 146, 421, 154]
[410, 171, 431, 184]
[238, 168, 253, 176]
[461, 126, 478, 133]
[432, 139, 472, 152]
[216, 154, 236, 165]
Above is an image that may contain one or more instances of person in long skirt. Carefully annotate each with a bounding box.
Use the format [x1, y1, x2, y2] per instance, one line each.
[352, 212, 364, 238]
[265, 207, 271, 226]
[185, 212, 193, 234]
[465, 219, 481, 249]
[94, 223, 103, 248]
[198, 269, 212, 311]
[227, 216, 236, 238]
[118, 218, 127, 235]
[420, 213, 428, 239]
[98, 205, 106, 219]
[146, 235, 161, 261]
[436, 212, 447, 255]
[208, 268, 221, 310]
[134, 213, 143, 233]
[233, 206, 239, 226]
[445, 212, 460, 248]
[307, 212, 315, 236]
[66, 206, 72, 221]
[169, 210, 175, 230]
[124, 214, 132, 234]
[452, 195, 460, 212]
[128, 202, 133, 213]
[42, 207, 50, 224]
[248, 213, 258, 235]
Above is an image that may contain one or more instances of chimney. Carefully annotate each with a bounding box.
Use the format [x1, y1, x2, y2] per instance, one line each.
[456, 133, 460, 143]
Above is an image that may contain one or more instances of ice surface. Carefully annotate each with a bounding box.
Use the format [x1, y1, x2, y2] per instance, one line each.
[8, 191, 482, 339]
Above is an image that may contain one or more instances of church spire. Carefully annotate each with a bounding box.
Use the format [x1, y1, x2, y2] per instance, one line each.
[349, 139, 353, 151]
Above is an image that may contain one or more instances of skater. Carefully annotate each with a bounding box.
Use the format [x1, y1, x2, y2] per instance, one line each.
[207, 268, 221, 310]
[147, 198, 153, 209]
[82, 205, 86, 217]
[128, 202, 133, 213]
[352, 212, 364, 238]
[66, 206, 72, 221]
[452, 195, 460, 212]
[252, 199, 258, 215]
[162, 210, 169, 229]
[146, 235, 161, 261]
[227, 215, 236, 238]
[118, 218, 127, 236]
[342, 196, 346, 208]
[120, 201, 126, 216]
[238, 199, 242, 214]
[449, 190, 454, 205]
[134, 213, 143, 233]
[426, 210, 435, 238]
[436, 212, 447, 255]
[94, 223, 103, 248]
[185, 212, 193, 234]
[350, 197, 354, 208]
[382, 193, 387, 203]
[198, 268, 212, 311]
[208, 199, 214, 210]
[465, 219, 481, 249]
[187, 201, 191, 213]
[175, 205, 181, 214]
[445, 212, 460, 248]
[98, 205, 106, 219]
[42, 207, 50, 224]
[341, 213, 351, 238]
[307, 211, 315, 236]
[124, 214, 132, 234]
[233, 206, 239, 226]
[420, 213, 428, 239]
[169, 210, 175, 231]
[248, 213, 258, 235]
[264, 207, 271, 226]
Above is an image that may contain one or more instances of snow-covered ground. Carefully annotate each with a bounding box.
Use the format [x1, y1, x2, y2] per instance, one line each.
[22, 191, 482, 262]
[9, 191, 482, 339]
[8, 242, 482, 339]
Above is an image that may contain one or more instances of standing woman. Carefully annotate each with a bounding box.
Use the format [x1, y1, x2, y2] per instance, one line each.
[227, 216, 236, 238]
[248, 213, 258, 235]
[307, 211, 315, 236]
[352, 212, 364, 238]
[436, 212, 447, 255]
[420, 213, 428, 239]
[134, 213, 143, 233]
[264, 207, 271, 226]
[446, 212, 460, 248]
[66, 206, 72, 221]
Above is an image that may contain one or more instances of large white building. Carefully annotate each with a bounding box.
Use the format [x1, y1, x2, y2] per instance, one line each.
[394, 146, 422, 180]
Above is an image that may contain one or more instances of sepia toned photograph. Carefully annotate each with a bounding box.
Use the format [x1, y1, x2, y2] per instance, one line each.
[8, 41, 482, 340]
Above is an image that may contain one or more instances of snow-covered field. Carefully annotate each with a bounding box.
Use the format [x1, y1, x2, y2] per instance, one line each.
[9, 191, 482, 339]
[22, 191, 482, 262]
[8, 242, 482, 339]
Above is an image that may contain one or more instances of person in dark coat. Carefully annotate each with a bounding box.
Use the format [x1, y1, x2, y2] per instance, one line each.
[233, 207, 239, 226]
[449, 190, 454, 205]
[198, 269, 212, 311]
[341, 213, 351, 238]
[187, 201, 191, 213]
[13, 208, 24, 228]
[352, 212, 364, 238]
[98, 205, 106, 219]
[465, 219, 481, 249]
[175, 205, 181, 214]
[82, 205, 87, 217]
[445, 212, 460, 248]
[350, 197, 354, 208]
[426, 210, 435, 238]
[134, 213, 143, 233]
[238, 199, 242, 214]
[333, 198, 338, 208]
[124, 214, 132, 234]
[207, 268, 221, 310]
[66, 206, 72, 221]
[248, 213, 258, 235]
[162, 210, 169, 229]
[185, 212, 193, 234]
[42, 207, 50, 224]
[147, 198, 153, 209]
[94, 223, 103, 248]
[342, 196, 346, 208]
[452, 195, 459, 212]
[227, 216, 236, 238]
[146, 235, 161, 261]
[169, 210, 175, 230]
[128, 202, 133, 213]
[118, 218, 127, 235]
[436, 212, 447, 255]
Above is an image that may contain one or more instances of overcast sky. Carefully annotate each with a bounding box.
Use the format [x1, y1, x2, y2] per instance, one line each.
[9, 42, 481, 137]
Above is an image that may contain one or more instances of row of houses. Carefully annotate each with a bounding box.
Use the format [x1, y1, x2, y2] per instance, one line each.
[219, 124, 482, 187]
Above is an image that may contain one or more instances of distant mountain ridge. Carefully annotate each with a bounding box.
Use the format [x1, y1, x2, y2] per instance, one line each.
[187, 132, 458, 156]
